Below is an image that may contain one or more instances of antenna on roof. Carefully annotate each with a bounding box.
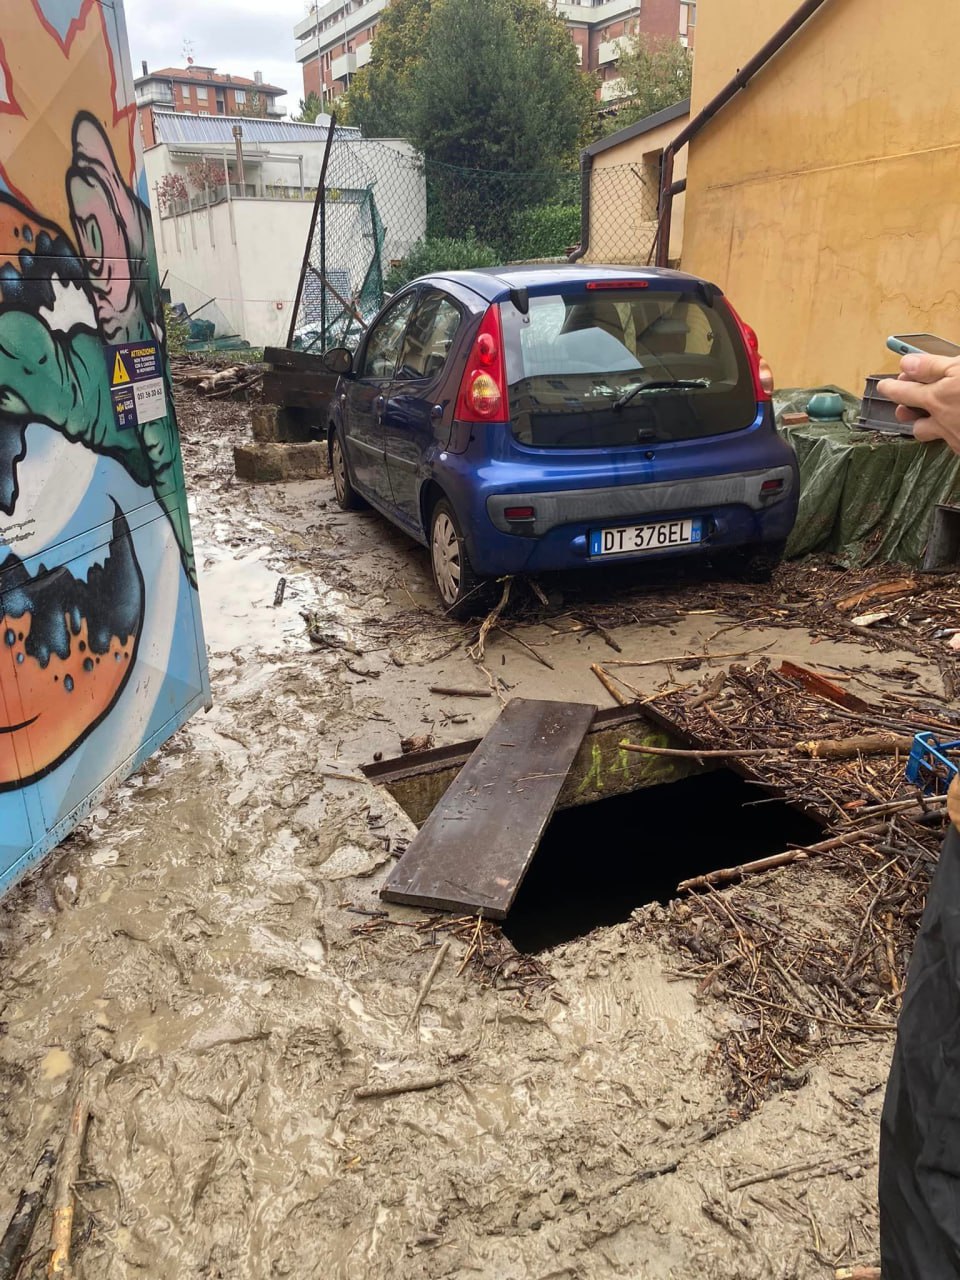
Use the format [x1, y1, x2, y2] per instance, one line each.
[181, 38, 194, 66]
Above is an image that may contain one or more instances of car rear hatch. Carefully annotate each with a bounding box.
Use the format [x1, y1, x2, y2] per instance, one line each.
[497, 279, 761, 452]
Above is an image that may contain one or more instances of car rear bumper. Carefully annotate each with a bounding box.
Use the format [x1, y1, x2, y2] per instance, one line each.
[485, 465, 796, 537]
[453, 466, 798, 575]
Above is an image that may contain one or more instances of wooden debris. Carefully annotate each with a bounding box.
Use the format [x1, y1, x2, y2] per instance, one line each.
[835, 1269, 881, 1280]
[852, 611, 893, 628]
[591, 663, 633, 707]
[835, 577, 919, 612]
[0, 1139, 58, 1280]
[401, 734, 435, 755]
[676, 824, 891, 893]
[48, 1083, 91, 1279]
[404, 940, 451, 1033]
[354, 1075, 452, 1101]
[796, 734, 914, 760]
[428, 685, 492, 698]
[779, 660, 871, 712]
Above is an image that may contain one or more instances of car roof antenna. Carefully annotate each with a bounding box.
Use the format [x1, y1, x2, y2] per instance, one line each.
[509, 287, 529, 316]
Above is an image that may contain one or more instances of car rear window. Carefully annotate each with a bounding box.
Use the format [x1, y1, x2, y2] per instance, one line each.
[499, 289, 758, 449]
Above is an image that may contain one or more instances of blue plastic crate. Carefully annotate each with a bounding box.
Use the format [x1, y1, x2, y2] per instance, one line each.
[905, 731, 960, 794]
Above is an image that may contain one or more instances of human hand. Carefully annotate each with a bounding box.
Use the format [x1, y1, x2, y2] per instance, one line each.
[877, 354, 960, 454]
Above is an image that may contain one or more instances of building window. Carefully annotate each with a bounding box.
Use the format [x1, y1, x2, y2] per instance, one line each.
[235, 89, 246, 105]
[195, 85, 208, 102]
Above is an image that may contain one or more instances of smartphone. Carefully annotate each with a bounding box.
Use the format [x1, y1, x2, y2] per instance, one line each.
[887, 333, 960, 358]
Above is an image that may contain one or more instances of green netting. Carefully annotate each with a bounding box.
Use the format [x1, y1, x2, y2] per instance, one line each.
[776, 388, 960, 566]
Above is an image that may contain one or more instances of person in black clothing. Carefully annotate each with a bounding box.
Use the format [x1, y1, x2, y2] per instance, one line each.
[877, 355, 960, 1278]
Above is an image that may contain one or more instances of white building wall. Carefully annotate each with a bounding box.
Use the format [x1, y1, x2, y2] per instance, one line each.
[154, 199, 312, 347]
[146, 137, 426, 348]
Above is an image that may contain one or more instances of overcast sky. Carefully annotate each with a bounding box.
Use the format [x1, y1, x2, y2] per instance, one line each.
[123, 0, 311, 115]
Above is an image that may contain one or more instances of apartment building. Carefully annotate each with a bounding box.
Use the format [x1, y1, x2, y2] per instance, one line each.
[135, 63, 287, 148]
[294, 0, 695, 106]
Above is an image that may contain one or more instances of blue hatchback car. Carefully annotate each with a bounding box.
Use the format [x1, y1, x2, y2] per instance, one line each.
[323, 264, 799, 616]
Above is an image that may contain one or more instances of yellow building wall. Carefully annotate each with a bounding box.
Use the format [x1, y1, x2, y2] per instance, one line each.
[586, 116, 689, 264]
[681, 0, 960, 392]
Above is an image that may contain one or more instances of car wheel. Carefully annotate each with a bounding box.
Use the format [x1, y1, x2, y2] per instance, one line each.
[330, 426, 364, 511]
[430, 499, 483, 618]
[727, 541, 786, 584]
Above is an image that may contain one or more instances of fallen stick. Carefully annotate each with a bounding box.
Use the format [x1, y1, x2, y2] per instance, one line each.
[579, 617, 622, 653]
[428, 685, 493, 698]
[835, 1269, 881, 1280]
[620, 741, 774, 760]
[471, 578, 512, 662]
[591, 664, 633, 707]
[604, 644, 773, 669]
[796, 734, 915, 760]
[48, 1083, 91, 1279]
[0, 1139, 59, 1280]
[354, 1075, 452, 1101]
[404, 940, 451, 1033]
[494, 625, 555, 670]
[728, 1147, 872, 1192]
[677, 823, 891, 892]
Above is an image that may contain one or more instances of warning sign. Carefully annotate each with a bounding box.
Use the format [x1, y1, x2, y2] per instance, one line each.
[104, 342, 165, 430]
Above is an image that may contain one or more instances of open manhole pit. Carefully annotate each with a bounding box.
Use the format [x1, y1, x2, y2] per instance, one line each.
[500, 768, 823, 953]
[367, 707, 824, 953]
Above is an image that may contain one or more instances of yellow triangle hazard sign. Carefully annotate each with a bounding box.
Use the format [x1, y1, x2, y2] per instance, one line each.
[112, 352, 131, 385]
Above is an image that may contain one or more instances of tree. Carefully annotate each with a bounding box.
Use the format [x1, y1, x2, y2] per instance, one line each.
[343, 0, 594, 246]
[185, 157, 227, 194]
[237, 90, 268, 119]
[338, 0, 432, 136]
[294, 92, 325, 123]
[601, 36, 692, 133]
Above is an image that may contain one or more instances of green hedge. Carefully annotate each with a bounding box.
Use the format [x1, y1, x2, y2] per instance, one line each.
[384, 234, 500, 294]
[510, 203, 580, 260]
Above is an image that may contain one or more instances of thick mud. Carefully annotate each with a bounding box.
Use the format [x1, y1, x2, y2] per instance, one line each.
[0, 392, 925, 1277]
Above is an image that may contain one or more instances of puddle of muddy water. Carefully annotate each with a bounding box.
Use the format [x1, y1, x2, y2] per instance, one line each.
[198, 544, 306, 653]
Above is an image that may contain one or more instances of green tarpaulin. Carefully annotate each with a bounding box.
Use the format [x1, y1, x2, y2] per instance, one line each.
[775, 388, 960, 567]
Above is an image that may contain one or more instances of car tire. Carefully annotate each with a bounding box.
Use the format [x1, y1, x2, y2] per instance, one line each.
[330, 425, 365, 511]
[429, 498, 484, 619]
[727, 541, 786, 584]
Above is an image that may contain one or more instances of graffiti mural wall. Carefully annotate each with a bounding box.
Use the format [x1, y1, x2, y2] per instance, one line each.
[0, 0, 210, 889]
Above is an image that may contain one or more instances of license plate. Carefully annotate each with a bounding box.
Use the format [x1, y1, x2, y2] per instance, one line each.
[589, 518, 702, 557]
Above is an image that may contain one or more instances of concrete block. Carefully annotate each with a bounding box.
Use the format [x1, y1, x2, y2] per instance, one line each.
[283, 442, 329, 479]
[233, 443, 286, 483]
[251, 405, 316, 444]
[233, 442, 329, 484]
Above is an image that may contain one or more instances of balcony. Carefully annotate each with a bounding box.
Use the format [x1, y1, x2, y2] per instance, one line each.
[136, 82, 175, 108]
[598, 38, 626, 66]
[331, 50, 357, 82]
[356, 41, 373, 68]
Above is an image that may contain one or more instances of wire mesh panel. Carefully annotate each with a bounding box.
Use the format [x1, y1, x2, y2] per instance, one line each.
[291, 133, 427, 352]
[289, 126, 580, 353]
[584, 162, 661, 266]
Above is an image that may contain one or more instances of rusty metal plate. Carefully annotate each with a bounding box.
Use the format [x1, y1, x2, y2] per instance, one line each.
[380, 698, 596, 919]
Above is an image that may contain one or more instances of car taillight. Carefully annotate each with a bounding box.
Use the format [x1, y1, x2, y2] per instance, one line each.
[455, 306, 508, 422]
[725, 301, 773, 402]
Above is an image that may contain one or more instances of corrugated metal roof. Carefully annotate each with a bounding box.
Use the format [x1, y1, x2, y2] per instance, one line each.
[152, 112, 361, 146]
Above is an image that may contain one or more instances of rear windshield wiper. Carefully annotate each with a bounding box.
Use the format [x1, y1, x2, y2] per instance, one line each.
[613, 378, 710, 411]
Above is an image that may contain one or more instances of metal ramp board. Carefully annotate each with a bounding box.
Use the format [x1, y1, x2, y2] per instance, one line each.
[381, 698, 596, 919]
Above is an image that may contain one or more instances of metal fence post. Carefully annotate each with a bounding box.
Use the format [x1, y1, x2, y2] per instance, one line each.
[286, 113, 337, 351]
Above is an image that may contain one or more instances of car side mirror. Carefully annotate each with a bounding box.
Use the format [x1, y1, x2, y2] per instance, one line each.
[322, 347, 354, 375]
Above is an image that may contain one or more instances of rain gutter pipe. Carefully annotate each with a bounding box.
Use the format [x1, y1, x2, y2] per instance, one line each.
[654, 0, 835, 267]
[568, 149, 594, 263]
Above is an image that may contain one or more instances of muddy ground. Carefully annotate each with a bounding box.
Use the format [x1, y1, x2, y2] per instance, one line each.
[0, 386, 943, 1279]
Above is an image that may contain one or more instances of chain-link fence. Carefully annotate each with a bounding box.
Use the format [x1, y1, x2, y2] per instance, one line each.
[581, 161, 661, 267]
[289, 127, 581, 353]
